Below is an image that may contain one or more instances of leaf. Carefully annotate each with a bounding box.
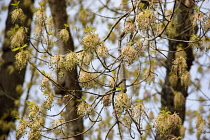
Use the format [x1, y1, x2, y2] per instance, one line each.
[64, 24, 69, 28]
[26, 100, 34, 106]
[77, 97, 87, 102]
[38, 2, 45, 6]
[12, 47, 20, 52]
[20, 44, 28, 49]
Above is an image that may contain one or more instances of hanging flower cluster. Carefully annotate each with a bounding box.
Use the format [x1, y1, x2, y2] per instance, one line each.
[136, 10, 155, 30]
[97, 45, 109, 59]
[155, 111, 182, 137]
[15, 50, 30, 70]
[77, 102, 93, 116]
[122, 45, 137, 64]
[79, 71, 97, 89]
[11, 8, 26, 23]
[115, 93, 131, 113]
[82, 33, 100, 53]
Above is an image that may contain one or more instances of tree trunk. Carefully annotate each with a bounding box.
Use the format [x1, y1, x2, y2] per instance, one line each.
[48, 0, 83, 140]
[159, 0, 196, 139]
[0, 0, 34, 139]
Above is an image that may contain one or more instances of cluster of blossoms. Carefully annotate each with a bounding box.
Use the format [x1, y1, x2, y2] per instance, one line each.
[131, 103, 145, 121]
[11, 26, 27, 49]
[82, 33, 100, 53]
[103, 94, 111, 106]
[34, 8, 46, 25]
[122, 45, 137, 64]
[59, 28, 70, 42]
[124, 20, 136, 33]
[64, 52, 77, 70]
[79, 71, 97, 89]
[16, 120, 29, 138]
[174, 92, 185, 110]
[77, 52, 92, 67]
[96, 45, 109, 59]
[42, 92, 54, 110]
[40, 75, 50, 90]
[11, 8, 26, 23]
[115, 93, 131, 113]
[15, 50, 30, 70]
[136, 10, 155, 30]
[77, 102, 93, 116]
[155, 111, 182, 137]
[172, 57, 187, 76]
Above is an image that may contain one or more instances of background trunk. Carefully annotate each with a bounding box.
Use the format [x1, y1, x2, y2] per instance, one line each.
[158, 0, 196, 139]
[0, 0, 34, 139]
[48, 0, 83, 140]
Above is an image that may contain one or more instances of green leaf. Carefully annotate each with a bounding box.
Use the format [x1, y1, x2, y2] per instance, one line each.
[38, 2, 45, 6]
[64, 24, 69, 28]
[20, 44, 28, 49]
[12, 47, 20, 52]
[26, 100, 34, 106]
[77, 97, 87, 102]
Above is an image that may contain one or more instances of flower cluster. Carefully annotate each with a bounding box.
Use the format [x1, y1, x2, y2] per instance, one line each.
[15, 50, 30, 70]
[124, 22, 136, 33]
[16, 120, 29, 138]
[59, 29, 70, 42]
[77, 52, 92, 67]
[11, 27, 27, 49]
[136, 10, 155, 30]
[77, 102, 93, 116]
[42, 93, 54, 110]
[82, 33, 100, 53]
[122, 45, 136, 64]
[11, 8, 26, 23]
[34, 9, 46, 25]
[155, 111, 182, 137]
[103, 94, 111, 106]
[97, 45, 109, 59]
[174, 92, 185, 110]
[79, 71, 96, 89]
[172, 57, 187, 76]
[132, 103, 145, 121]
[115, 93, 131, 113]
[64, 52, 77, 70]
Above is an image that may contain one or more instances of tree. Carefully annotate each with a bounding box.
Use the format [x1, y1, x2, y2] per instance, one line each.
[0, 0, 34, 139]
[1, 0, 210, 140]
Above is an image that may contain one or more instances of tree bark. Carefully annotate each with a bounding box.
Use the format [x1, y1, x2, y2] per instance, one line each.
[48, 0, 83, 140]
[158, 0, 196, 139]
[0, 0, 34, 139]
